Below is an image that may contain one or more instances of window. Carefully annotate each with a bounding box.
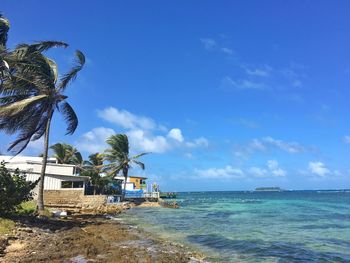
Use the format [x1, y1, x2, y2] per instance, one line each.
[61, 181, 72, 188]
[61, 181, 84, 189]
[73, 181, 84, 188]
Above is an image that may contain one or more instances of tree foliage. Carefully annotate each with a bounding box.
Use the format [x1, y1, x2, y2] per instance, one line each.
[81, 153, 107, 194]
[50, 142, 82, 165]
[0, 14, 85, 211]
[0, 162, 37, 216]
[103, 134, 147, 200]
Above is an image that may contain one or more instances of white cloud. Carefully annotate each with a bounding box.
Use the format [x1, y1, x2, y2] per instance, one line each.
[97, 107, 157, 130]
[244, 65, 271, 77]
[186, 137, 209, 148]
[200, 38, 216, 50]
[344, 135, 350, 144]
[195, 165, 244, 179]
[262, 137, 304, 153]
[127, 129, 170, 153]
[249, 160, 286, 178]
[76, 127, 116, 153]
[235, 137, 305, 159]
[249, 167, 267, 177]
[223, 64, 305, 96]
[200, 38, 234, 56]
[308, 162, 330, 177]
[167, 128, 184, 142]
[267, 160, 286, 177]
[250, 139, 267, 151]
[221, 47, 233, 55]
[78, 108, 209, 154]
[222, 76, 266, 90]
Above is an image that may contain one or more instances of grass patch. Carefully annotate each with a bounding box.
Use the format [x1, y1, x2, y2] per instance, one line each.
[0, 218, 15, 235]
[16, 201, 37, 216]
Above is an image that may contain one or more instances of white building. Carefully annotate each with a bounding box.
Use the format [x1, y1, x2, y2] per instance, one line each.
[0, 155, 89, 196]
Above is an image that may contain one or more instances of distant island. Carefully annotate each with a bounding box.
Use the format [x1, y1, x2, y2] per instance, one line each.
[254, 187, 283, 192]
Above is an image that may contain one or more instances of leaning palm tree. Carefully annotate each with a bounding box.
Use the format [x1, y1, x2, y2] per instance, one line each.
[103, 134, 148, 200]
[0, 31, 85, 211]
[50, 142, 82, 165]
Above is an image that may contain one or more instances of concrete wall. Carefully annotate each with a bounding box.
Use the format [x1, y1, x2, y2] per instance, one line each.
[43, 190, 108, 211]
[43, 190, 85, 207]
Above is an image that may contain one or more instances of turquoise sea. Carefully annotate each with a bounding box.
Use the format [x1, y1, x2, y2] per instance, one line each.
[120, 191, 350, 262]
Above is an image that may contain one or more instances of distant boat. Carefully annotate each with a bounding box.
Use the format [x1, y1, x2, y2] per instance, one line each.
[254, 187, 283, 192]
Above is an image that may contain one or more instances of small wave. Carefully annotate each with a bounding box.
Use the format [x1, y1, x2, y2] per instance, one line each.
[187, 234, 350, 262]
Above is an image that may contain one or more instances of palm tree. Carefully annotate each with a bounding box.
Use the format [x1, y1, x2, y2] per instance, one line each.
[0, 24, 85, 211]
[82, 153, 104, 195]
[103, 134, 148, 201]
[50, 142, 82, 165]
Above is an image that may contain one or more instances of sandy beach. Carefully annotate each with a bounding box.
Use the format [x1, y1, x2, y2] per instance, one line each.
[1, 213, 206, 263]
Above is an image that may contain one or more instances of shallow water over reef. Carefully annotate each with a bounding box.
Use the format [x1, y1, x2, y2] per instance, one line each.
[121, 190, 350, 262]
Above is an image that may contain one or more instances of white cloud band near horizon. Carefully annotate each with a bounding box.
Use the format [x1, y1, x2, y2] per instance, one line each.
[77, 107, 209, 154]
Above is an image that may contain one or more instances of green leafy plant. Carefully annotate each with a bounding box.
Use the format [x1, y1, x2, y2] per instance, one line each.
[0, 162, 37, 216]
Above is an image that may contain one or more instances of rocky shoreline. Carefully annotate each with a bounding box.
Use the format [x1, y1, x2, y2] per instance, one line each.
[0, 205, 208, 263]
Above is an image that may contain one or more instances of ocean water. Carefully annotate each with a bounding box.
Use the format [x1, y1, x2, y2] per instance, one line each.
[120, 191, 350, 262]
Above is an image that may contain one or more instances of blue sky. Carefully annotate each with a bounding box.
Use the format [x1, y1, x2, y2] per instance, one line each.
[1, 1, 350, 191]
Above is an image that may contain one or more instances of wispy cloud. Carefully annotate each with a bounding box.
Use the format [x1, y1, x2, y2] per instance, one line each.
[223, 63, 305, 96]
[232, 118, 260, 129]
[244, 65, 272, 77]
[200, 37, 234, 56]
[200, 38, 217, 50]
[343, 135, 350, 144]
[194, 159, 286, 180]
[221, 47, 234, 55]
[262, 137, 304, 153]
[194, 165, 244, 179]
[222, 76, 266, 90]
[234, 136, 305, 158]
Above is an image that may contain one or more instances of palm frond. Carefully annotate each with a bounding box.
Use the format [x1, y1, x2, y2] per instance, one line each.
[7, 110, 45, 154]
[57, 50, 85, 91]
[0, 94, 47, 117]
[45, 57, 58, 83]
[73, 151, 83, 164]
[20, 41, 68, 53]
[105, 134, 129, 160]
[132, 152, 149, 159]
[132, 160, 145, 170]
[59, 101, 78, 134]
[50, 143, 66, 163]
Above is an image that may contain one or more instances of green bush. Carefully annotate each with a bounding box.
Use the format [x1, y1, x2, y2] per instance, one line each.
[0, 162, 38, 216]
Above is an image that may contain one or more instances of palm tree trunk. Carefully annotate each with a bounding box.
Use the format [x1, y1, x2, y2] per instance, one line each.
[122, 168, 128, 201]
[37, 110, 53, 212]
